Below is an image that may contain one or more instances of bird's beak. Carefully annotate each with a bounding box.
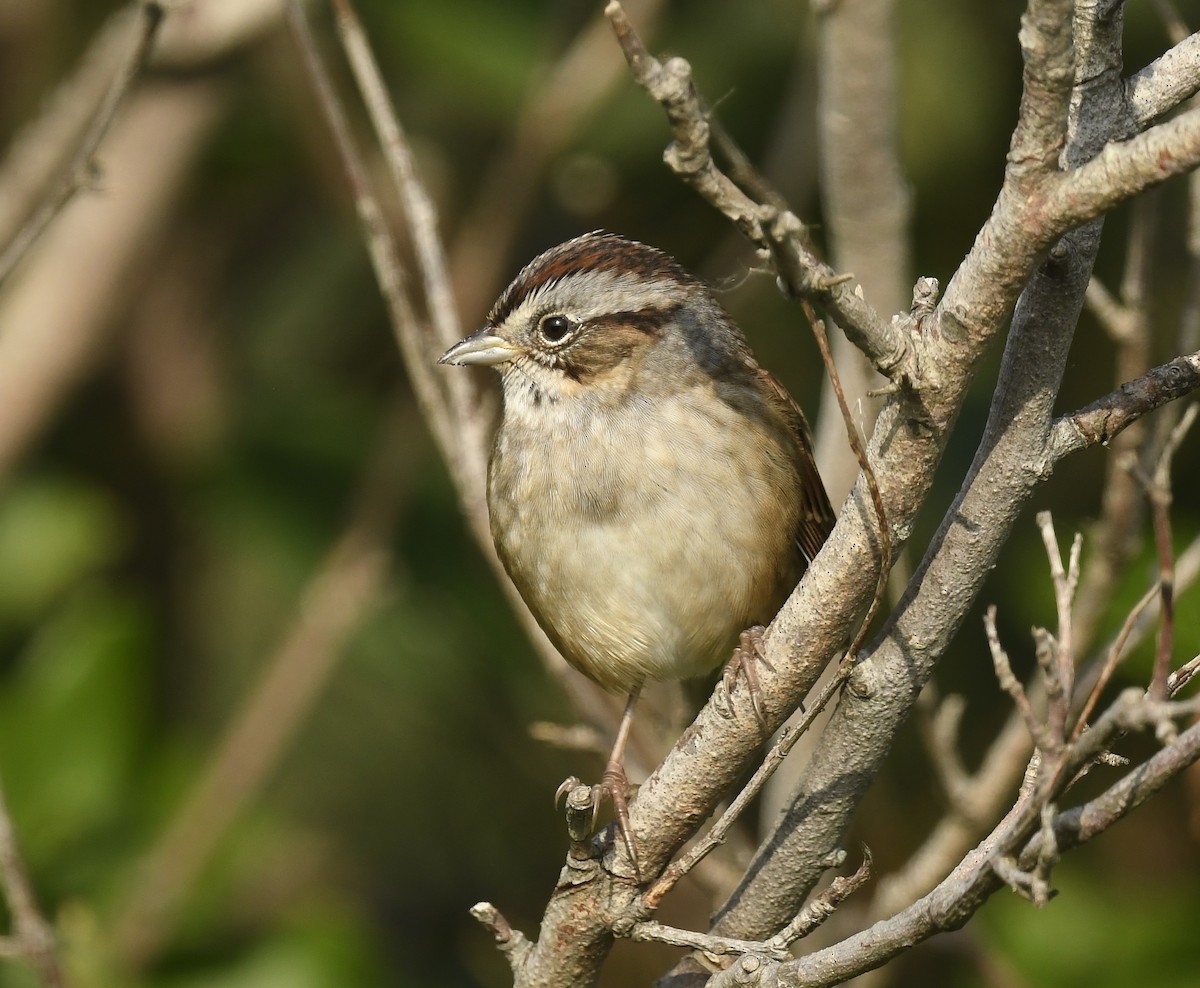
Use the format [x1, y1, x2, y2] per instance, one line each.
[437, 328, 519, 367]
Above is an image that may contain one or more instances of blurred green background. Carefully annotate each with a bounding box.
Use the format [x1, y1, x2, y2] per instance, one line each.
[0, 1, 1197, 986]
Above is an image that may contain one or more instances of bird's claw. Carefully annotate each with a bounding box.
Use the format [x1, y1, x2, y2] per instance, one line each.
[720, 626, 773, 734]
[554, 769, 641, 879]
[555, 775, 583, 807]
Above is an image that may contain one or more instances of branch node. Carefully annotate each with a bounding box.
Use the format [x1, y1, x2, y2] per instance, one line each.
[911, 276, 940, 318]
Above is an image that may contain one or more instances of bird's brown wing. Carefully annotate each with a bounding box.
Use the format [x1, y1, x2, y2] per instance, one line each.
[756, 367, 837, 563]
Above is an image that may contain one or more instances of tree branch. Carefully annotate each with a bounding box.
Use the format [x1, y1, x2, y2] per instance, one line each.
[713, 695, 1200, 987]
[0, 1, 165, 287]
[702, 0, 1125, 953]
[605, 2, 912, 384]
[1047, 352, 1200, 461]
[1126, 29, 1200, 128]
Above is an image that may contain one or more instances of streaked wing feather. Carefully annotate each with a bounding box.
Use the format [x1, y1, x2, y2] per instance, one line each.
[756, 367, 837, 562]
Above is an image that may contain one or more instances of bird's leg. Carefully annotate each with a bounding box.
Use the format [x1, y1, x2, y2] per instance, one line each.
[720, 626, 774, 733]
[599, 686, 641, 874]
[556, 685, 643, 876]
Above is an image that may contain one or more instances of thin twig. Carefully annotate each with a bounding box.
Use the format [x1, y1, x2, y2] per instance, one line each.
[876, 532, 1200, 922]
[283, 0, 457, 479]
[1071, 582, 1158, 741]
[640, 660, 856, 909]
[1046, 351, 1200, 462]
[802, 297, 891, 661]
[1036, 512, 1081, 744]
[0, 777, 65, 987]
[763, 848, 873, 951]
[470, 902, 533, 973]
[1143, 405, 1197, 698]
[984, 606, 1047, 750]
[1168, 654, 1200, 696]
[0, 1, 165, 288]
[327, 0, 471, 384]
[625, 922, 790, 962]
[604, 1, 910, 383]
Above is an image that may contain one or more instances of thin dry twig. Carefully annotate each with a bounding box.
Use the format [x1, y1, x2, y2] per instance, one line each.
[640, 659, 856, 910]
[1168, 654, 1200, 695]
[0, 777, 65, 987]
[327, 0, 473, 420]
[1047, 351, 1200, 461]
[1143, 405, 1198, 698]
[283, 0, 458, 479]
[984, 606, 1046, 750]
[1036, 512, 1082, 744]
[875, 530, 1200, 924]
[0, 1, 165, 288]
[625, 922, 790, 963]
[1071, 582, 1159, 741]
[629, 848, 870, 962]
[763, 848, 873, 951]
[1074, 199, 1154, 653]
[800, 296, 890, 661]
[604, 1, 911, 383]
[470, 902, 533, 973]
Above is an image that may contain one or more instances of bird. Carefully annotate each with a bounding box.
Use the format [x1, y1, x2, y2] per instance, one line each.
[438, 231, 835, 872]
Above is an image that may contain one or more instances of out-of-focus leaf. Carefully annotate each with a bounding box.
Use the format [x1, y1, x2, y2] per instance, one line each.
[155, 907, 386, 988]
[0, 586, 150, 865]
[0, 478, 125, 627]
[982, 869, 1200, 988]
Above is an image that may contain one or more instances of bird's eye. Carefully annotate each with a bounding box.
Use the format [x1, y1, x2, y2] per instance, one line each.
[538, 314, 574, 344]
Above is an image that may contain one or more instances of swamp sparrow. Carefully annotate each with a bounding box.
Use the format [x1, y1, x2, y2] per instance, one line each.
[439, 232, 835, 868]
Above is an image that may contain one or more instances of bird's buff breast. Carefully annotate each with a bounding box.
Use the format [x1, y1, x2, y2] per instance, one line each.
[487, 380, 802, 694]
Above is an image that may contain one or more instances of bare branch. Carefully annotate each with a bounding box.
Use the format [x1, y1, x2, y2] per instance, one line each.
[799, 298, 891, 661]
[1036, 512, 1081, 741]
[639, 660, 855, 911]
[876, 531, 1200, 922]
[1071, 581, 1158, 741]
[1050, 106, 1200, 226]
[625, 923, 790, 963]
[605, 2, 912, 383]
[1008, 0, 1075, 173]
[0, 1, 165, 287]
[328, 0, 462, 360]
[762, 849, 873, 950]
[730, 694, 1200, 987]
[1126, 30, 1200, 128]
[1047, 352, 1200, 461]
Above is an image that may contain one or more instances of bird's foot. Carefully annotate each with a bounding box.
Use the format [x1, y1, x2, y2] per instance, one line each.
[718, 625, 773, 734]
[555, 764, 641, 878]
